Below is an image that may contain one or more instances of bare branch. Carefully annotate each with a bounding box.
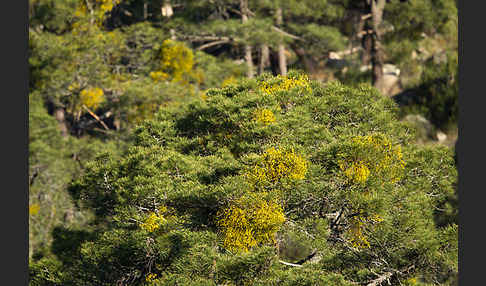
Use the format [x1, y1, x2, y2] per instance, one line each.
[228, 7, 242, 16]
[197, 39, 232, 50]
[272, 26, 302, 40]
[279, 260, 303, 267]
[82, 105, 109, 130]
[295, 250, 318, 265]
[366, 271, 394, 286]
[358, 29, 374, 38]
[181, 35, 234, 42]
[365, 265, 415, 286]
[330, 205, 346, 230]
[361, 13, 372, 20]
[29, 168, 39, 187]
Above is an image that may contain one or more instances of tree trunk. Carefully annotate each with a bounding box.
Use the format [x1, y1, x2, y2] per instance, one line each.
[244, 45, 254, 78]
[362, 0, 386, 94]
[269, 48, 280, 76]
[360, 9, 372, 66]
[143, 2, 148, 20]
[113, 113, 121, 131]
[361, 33, 372, 66]
[161, 0, 173, 18]
[54, 107, 69, 137]
[258, 44, 270, 74]
[370, 0, 386, 94]
[240, 0, 254, 78]
[276, 7, 287, 76]
[292, 45, 318, 75]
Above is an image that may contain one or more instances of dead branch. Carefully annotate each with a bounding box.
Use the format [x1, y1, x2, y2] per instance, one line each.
[361, 13, 372, 21]
[272, 26, 302, 40]
[366, 271, 394, 286]
[29, 168, 39, 187]
[295, 250, 318, 265]
[182, 35, 234, 42]
[279, 260, 303, 267]
[197, 39, 232, 50]
[365, 265, 415, 286]
[82, 105, 109, 130]
[330, 205, 346, 230]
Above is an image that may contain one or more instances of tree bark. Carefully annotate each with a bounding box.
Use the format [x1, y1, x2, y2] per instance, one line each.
[292, 45, 318, 75]
[361, 33, 372, 66]
[143, 2, 148, 20]
[269, 48, 279, 76]
[240, 0, 254, 78]
[258, 44, 270, 74]
[54, 107, 69, 137]
[360, 11, 372, 66]
[276, 7, 287, 76]
[361, 0, 386, 94]
[370, 0, 386, 94]
[244, 44, 254, 78]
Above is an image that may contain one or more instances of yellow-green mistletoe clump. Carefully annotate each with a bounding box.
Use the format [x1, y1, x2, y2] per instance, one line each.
[145, 273, 160, 285]
[340, 160, 370, 184]
[249, 147, 308, 186]
[29, 203, 40, 216]
[80, 87, 105, 110]
[221, 75, 237, 87]
[253, 109, 276, 125]
[140, 207, 167, 233]
[348, 216, 369, 249]
[338, 134, 405, 185]
[217, 195, 285, 252]
[149, 70, 170, 82]
[258, 74, 312, 96]
[158, 39, 195, 83]
[347, 214, 384, 249]
[73, 0, 120, 30]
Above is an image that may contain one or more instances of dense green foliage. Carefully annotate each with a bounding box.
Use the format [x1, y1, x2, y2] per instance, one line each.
[29, 1, 458, 285]
[30, 74, 457, 285]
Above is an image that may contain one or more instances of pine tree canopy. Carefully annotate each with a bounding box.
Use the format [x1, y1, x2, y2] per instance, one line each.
[30, 72, 457, 285]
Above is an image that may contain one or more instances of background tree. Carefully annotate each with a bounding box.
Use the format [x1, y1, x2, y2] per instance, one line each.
[354, 0, 457, 94]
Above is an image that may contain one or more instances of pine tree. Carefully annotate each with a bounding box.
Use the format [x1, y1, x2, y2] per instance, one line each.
[353, 0, 457, 94]
[34, 73, 457, 285]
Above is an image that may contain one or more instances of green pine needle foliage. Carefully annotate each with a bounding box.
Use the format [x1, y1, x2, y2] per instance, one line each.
[31, 72, 457, 285]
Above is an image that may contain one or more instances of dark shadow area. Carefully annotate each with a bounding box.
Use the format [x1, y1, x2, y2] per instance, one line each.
[51, 226, 96, 266]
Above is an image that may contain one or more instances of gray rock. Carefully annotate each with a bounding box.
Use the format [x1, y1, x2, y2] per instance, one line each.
[381, 74, 401, 96]
[436, 131, 447, 142]
[403, 114, 437, 141]
[383, 64, 400, 76]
